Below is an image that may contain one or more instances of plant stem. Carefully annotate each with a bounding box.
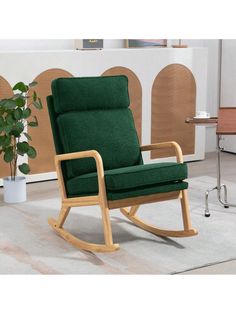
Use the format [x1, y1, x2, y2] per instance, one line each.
[13, 137, 17, 180]
[14, 155, 17, 180]
[10, 161, 13, 180]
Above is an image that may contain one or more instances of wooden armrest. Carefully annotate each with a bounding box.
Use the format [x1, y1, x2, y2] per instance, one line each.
[55, 150, 106, 199]
[141, 141, 183, 163]
[55, 150, 104, 177]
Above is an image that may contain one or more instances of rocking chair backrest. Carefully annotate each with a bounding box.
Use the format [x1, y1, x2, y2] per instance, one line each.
[47, 75, 142, 178]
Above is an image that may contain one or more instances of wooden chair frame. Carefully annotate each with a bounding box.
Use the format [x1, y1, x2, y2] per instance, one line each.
[48, 141, 198, 252]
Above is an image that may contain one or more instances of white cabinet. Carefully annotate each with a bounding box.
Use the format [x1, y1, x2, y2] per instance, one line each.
[0, 48, 208, 184]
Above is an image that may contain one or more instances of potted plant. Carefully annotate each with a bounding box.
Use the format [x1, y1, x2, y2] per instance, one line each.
[0, 81, 42, 203]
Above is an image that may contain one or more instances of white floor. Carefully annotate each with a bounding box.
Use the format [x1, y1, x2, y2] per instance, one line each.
[0, 151, 236, 274]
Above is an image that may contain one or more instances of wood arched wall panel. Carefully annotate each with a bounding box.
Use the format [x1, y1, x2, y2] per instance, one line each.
[102, 67, 142, 143]
[0, 76, 14, 178]
[28, 69, 73, 174]
[151, 64, 196, 159]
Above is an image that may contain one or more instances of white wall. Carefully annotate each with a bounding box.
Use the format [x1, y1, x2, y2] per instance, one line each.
[202, 40, 220, 153]
[0, 39, 74, 50]
[189, 40, 220, 153]
[170, 39, 220, 153]
[0, 39, 220, 153]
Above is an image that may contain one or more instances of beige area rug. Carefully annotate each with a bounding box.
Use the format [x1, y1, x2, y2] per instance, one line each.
[0, 176, 236, 274]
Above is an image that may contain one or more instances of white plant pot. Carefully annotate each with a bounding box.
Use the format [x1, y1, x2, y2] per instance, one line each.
[3, 176, 27, 203]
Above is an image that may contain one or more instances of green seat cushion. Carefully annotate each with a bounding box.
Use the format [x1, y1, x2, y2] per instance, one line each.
[57, 108, 142, 177]
[106, 181, 188, 201]
[66, 162, 188, 198]
[67, 180, 188, 201]
[105, 162, 187, 190]
[51, 76, 130, 114]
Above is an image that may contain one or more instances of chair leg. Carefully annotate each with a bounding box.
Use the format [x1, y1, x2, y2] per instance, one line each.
[180, 189, 193, 231]
[56, 206, 71, 228]
[100, 205, 115, 246]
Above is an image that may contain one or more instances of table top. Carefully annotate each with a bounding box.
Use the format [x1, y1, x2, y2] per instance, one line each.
[185, 117, 218, 124]
[186, 108, 236, 134]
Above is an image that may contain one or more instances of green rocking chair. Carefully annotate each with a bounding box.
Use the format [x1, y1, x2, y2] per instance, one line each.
[47, 75, 197, 252]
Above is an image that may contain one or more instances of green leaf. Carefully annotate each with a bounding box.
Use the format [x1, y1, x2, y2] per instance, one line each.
[16, 150, 24, 156]
[28, 116, 38, 127]
[15, 121, 24, 132]
[29, 81, 37, 88]
[4, 147, 14, 163]
[4, 99, 16, 110]
[38, 98, 43, 109]
[32, 100, 43, 110]
[14, 108, 23, 120]
[17, 141, 29, 154]
[4, 125, 12, 134]
[3, 135, 11, 146]
[33, 91, 37, 102]
[5, 113, 14, 124]
[18, 163, 30, 174]
[9, 130, 20, 137]
[10, 121, 24, 137]
[27, 146, 37, 159]
[0, 117, 4, 133]
[0, 135, 5, 146]
[23, 132, 32, 141]
[22, 108, 31, 119]
[0, 99, 6, 106]
[15, 96, 26, 107]
[0, 116, 4, 127]
[13, 82, 28, 93]
[28, 121, 38, 127]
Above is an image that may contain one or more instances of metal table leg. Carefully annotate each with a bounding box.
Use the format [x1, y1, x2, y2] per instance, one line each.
[204, 135, 236, 217]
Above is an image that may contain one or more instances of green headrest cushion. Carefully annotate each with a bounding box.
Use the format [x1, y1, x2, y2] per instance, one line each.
[51, 75, 130, 114]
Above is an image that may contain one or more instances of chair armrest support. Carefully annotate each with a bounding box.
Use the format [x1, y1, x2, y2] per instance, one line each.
[55, 150, 104, 177]
[141, 141, 183, 163]
[55, 150, 106, 201]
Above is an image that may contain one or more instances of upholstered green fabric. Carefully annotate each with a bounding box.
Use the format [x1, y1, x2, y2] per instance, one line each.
[47, 95, 71, 193]
[51, 76, 130, 114]
[47, 96, 63, 155]
[105, 162, 187, 190]
[47, 75, 189, 202]
[57, 108, 142, 177]
[106, 181, 188, 201]
[66, 162, 188, 196]
[67, 180, 188, 201]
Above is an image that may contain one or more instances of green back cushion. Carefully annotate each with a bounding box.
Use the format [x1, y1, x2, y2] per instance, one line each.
[52, 76, 130, 114]
[57, 108, 141, 177]
[52, 76, 142, 177]
[47, 96, 63, 155]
